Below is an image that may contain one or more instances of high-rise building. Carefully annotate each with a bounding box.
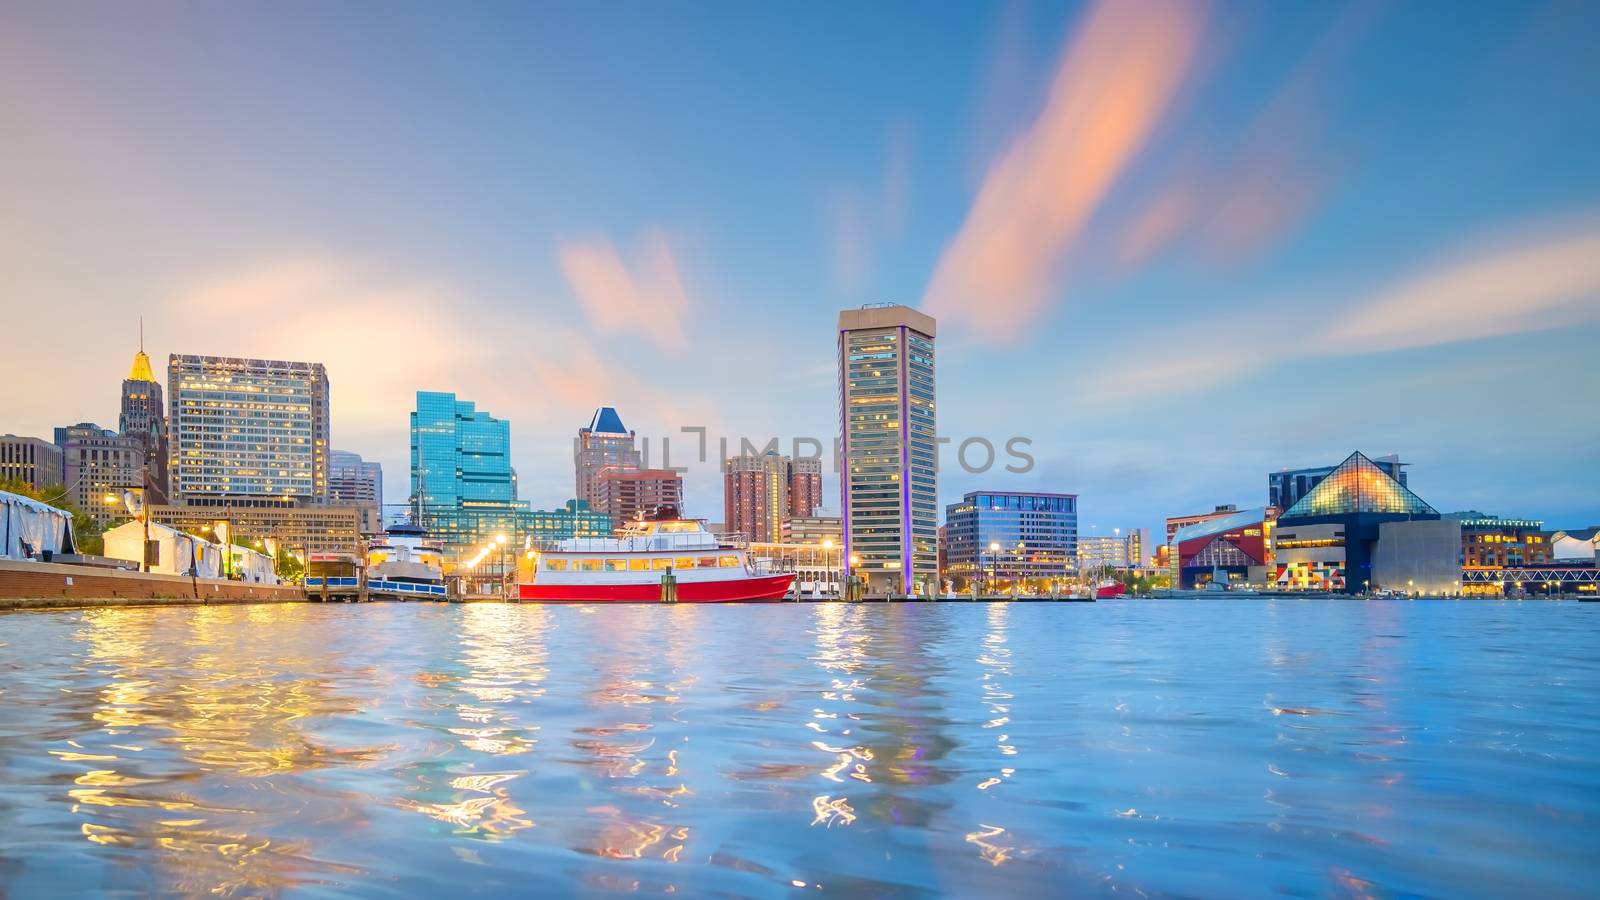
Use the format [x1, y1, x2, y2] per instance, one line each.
[576, 407, 641, 511]
[168, 355, 330, 505]
[838, 303, 937, 594]
[119, 335, 167, 500]
[596, 467, 683, 529]
[0, 435, 63, 491]
[723, 450, 790, 543]
[54, 423, 144, 528]
[329, 450, 383, 507]
[944, 491, 1077, 590]
[411, 391, 530, 556]
[788, 456, 823, 518]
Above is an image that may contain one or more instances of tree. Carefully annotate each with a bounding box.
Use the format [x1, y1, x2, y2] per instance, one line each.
[0, 479, 105, 555]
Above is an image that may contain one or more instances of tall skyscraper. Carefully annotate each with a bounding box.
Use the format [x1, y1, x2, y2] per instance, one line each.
[168, 355, 330, 505]
[724, 450, 790, 543]
[838, 303, 937, 594]
[787, 456, 823, 518]
[411, 390, 529, 554]
[54, 423, 143, 527]
[119, 331, 167, 500]
[329, 450, 383, 507]
[575, 407, 641, 511]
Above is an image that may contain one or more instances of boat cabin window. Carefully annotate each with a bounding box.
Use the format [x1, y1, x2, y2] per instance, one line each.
[544, 558, 569, 571]
[578, 559, 602, 572]
[650, 557, 673, 570]
[698, 557, 718, 568]
[674, 557, 697, 569]
[719, 555, 739, 568]
[604, 559, 627, 572]
[628, 558, 650, 572]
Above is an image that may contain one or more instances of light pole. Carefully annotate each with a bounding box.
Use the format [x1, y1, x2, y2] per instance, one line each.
[495, 533, 509, 597]
[822, 537, 835, 597]
[988, 541, 1000, 596]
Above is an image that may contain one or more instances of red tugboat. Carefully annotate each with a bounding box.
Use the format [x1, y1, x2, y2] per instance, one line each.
[514, 509, 793, 602]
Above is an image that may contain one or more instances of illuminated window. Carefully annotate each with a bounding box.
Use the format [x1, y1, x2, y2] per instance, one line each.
[628, 558, 650, 571]
[544, 558, 568, 571]
[604, 559, 626, 572]
[719, 555, 740, 568]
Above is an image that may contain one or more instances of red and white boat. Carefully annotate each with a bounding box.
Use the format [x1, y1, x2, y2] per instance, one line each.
[514, 515, 794, 602]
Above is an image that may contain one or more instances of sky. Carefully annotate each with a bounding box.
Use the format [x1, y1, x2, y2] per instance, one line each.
[3, 0, 1598, 536]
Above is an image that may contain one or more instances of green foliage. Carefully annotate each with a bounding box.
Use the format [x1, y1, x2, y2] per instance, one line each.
[0, 478, 105, 555]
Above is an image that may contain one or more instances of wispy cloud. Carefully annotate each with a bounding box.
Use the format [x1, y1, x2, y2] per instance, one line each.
[921, 0, 1208, 341]
[558, 230, 690, 352]
[1316, 217, 1600, 354]
[1092, 214, 1600, 401]
[1112, 5, 1377, 270]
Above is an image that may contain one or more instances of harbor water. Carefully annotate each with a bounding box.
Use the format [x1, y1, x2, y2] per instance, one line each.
[0, 599, 1595, 897]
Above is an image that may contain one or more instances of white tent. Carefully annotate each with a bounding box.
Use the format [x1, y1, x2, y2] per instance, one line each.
[1, 488, 75, 561]
[227, 544, 280, 584]
[103, 520, 221, 578]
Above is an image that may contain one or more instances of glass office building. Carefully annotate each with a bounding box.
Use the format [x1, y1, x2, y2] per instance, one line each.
[168, 355, 329, 505]
[943, 491, 1077, 589]
[838, 304, 937, 595]
[411, 391, 525, 555]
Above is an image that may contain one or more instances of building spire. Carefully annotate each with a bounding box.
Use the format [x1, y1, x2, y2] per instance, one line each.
[128, 317, 156, 382]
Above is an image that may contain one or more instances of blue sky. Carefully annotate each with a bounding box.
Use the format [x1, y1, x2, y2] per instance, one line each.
[2, 0, 1597, 535]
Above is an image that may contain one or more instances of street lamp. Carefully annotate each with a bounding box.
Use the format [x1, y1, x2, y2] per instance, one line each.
[495, 534, 509, 597]
[823, 537, 835, 595]
[988, 541, 1000, 596]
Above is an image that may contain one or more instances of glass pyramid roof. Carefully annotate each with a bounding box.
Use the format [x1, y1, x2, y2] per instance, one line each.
[1280, 452, 1438, 519]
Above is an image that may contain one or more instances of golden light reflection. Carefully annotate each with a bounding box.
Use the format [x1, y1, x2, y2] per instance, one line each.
[811, 795, 857, 827]
[64, 606, 384, 895]
[964, 824, 1013, 866]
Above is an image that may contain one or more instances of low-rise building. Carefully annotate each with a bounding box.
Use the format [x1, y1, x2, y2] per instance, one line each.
[944, 490, 1077, 591]
[1271, 451, 1445, 594]
[783, 514, 842, 546]
[1165, 505, 1240, 547]
[1172, 507, 1272, 589]
[1451, 512, 1549, 595]
[148, 502, 365, 556]
[0, 434, 63, 491]
[1548, 527, 1600, 561]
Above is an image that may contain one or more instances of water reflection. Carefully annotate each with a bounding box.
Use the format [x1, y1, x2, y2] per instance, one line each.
[62, 606, 384, 896]
[0, 601, 1590, 897]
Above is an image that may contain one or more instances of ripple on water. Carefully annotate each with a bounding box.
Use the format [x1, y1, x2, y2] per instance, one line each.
[0, 599, 1595, 897]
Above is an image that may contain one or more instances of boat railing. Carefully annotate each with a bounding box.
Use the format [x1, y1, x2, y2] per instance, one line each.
[525, 533, 731, 554]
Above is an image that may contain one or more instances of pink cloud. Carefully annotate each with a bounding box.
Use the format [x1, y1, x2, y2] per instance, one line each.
[1112, 5, 1378, 270]
[1088, 214, 1600, 402]
[558, 230, 690, 352]
[922, 0, 1208, 342]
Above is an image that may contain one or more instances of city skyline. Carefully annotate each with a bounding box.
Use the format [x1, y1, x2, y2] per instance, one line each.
[3, 1, 1598, 532]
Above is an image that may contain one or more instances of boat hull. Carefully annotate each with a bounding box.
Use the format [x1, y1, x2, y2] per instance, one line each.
[516, 573, 794, 603]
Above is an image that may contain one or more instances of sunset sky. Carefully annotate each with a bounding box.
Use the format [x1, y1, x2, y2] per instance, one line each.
[3, 0, 1598, 532]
